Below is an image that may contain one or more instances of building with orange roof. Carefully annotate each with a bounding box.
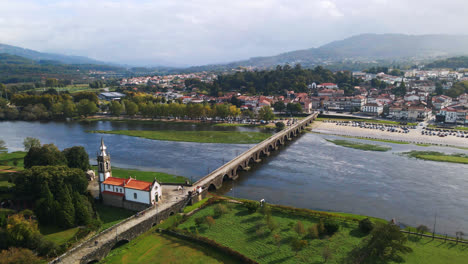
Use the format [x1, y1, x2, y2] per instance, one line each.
[97, 139, 162, 210]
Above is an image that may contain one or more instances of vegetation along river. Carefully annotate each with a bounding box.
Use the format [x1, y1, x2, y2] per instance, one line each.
[1, 120, 467, 236]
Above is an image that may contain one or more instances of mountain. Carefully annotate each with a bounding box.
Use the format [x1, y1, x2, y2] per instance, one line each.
[184, 34, 468, 71]
[424, 56, 468, 69]
[0, 43, 105, 65]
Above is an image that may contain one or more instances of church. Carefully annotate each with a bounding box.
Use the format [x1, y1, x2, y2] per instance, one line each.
[97, 139, 162, 211]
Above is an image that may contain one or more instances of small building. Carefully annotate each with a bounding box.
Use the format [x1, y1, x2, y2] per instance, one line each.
[97, 139, 162, 211]
[362, 102, 383, 116]
[99, 92, 126, 101]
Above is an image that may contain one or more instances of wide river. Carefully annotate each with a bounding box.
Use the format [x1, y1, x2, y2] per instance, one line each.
[1, 120, 467, 236]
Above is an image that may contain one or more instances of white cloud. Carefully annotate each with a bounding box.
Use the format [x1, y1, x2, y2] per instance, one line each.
[0, 0, 466, 66]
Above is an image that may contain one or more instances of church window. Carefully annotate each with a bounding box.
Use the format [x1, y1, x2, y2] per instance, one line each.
[99, 163, 103, 171]
[134, 193, 137, 199]
[106, 162, 109, 170]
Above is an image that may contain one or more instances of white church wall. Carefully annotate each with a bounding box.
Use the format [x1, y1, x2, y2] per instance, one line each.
[125, 188, 150, 204]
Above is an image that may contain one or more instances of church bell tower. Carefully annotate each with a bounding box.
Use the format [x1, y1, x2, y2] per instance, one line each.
[97, 138, 112, 195]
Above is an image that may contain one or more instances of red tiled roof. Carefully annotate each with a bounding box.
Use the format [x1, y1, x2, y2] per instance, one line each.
[103, 177, 126, 186]
[125, 179, 152, 191]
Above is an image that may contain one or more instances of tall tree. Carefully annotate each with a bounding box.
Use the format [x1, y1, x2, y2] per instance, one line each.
[56, 185, 75, 228]
[23, 144, 67, 169]
[23, 137, 41, 152]
[258, 106, 275, 121]
[62, 146, 90, 171]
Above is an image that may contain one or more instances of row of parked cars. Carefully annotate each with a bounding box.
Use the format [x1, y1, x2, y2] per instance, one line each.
[422, 127, 468, 138]
[326, 120, 414, 133]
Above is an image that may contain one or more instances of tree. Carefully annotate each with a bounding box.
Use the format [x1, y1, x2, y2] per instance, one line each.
[435, 82, 444, 95]
[23, 137, 40, 152]
[273, 101, 286, 113]
[275, 122, 285, 130]
[56, 185, 75, 228]
[206, 216, 215, 228]
[23, 144, 67, 168]
[0, 247, 41, 264]
[77, 99, 98, 117]
[34, 183, 56, 225]
[273, 233, 281, 248]
[286, 103, 302, 115]
[349, 223, 412, 263]
[62, 146, 90, 171]
[308, 225, 319, 239]
[109, 101, 123, 116]
[258, 106, 275, 121]
[416, 225, 430, 237]
[359, 218, 374, 234]
[0, 139, 6, 153]
[213, 204, 228, 218]
[295, 221, 305, 236]
[324, 220, 339, 235]
[125, 101, 139, 116]
[291, 238, 307, 256]
[72, 191, 92, 226]
[5, 214, 39, 248]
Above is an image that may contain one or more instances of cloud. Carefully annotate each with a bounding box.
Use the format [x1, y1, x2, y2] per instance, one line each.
[0, 0, 466, 66]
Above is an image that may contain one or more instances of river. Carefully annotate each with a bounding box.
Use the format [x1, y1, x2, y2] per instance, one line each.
[1, 120, 467, 236]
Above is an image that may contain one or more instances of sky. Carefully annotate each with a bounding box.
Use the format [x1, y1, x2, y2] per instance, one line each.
[0, 0, 467, 66]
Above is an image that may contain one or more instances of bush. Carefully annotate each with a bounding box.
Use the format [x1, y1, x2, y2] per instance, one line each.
[275, 122, 285, 130]
[195, 216, 205, 227]
[324, 220, 339, 235]
[213, 204, 228, 218]
[295, 221, 305, 236]
[243, 201, 259, 213]
[308, 225, 319, 239]
[359, 218, 374, 234]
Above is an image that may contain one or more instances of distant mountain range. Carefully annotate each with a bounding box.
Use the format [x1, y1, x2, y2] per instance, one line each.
[0, 43, 105, 65]
[183, 34, 468, 71]
[3, 33, 468, 74]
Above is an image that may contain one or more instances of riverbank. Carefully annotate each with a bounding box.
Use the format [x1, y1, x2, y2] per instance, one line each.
[403, 151, 468, 164]
[91, 166, 188, 184]
[313, 121, 468, 148]
[89, 130, 272, 144]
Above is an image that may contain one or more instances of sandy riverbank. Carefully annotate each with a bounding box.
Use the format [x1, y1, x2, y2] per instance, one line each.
[312, 122, 468, 148]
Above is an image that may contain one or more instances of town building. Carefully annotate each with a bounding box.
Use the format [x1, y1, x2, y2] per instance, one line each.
[99, 92, 126, 101]
[362, 102, 383, 116]
[97, 139, 162, 211]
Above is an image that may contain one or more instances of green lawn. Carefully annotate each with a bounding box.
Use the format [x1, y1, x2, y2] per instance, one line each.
[101, 231, 241, 264]
[183, 195, 212, 213]
[0, 151, 26, 168]
[178, 202, 365, 264]
[96, 204, 135, 231]
[92, 166, 188, 184]
[403, 151, 468, 164]
[176, 202, 468, 264]
[40, 225, 80, 245]
[338, 135, 410, 145]
[89, 130, 271, 144]
[326, 139, 392, 152]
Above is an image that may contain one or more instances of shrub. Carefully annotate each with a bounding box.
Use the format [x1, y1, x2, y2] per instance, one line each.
[308, 225, 319, 239]
[359, 218, 374, 234]
[243, 201, 259, 213]
[213, 204, 228, 218]
[324, 220, 339, 235]
[295, 221, 305, 236]
[275, 122, 285, 130]
[206, 216, 215, 228]
[194, 216, 205, 227]
[317, 219, 326, 236]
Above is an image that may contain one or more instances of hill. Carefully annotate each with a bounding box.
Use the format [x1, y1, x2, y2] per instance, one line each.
[425, 56, 468, 69]
[0, 43, 105, 65]
[184, 34, 468, 71]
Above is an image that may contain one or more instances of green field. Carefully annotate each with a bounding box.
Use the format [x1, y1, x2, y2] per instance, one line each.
[96, 204, 135, 231]
[326, 139, 392, 152]
[89, 130, 271, 144]
[101, 231, 240, 264]
[403, 151, 468, 164]
[178, 202, 365, 263]
[0, 151, 26, 169]
[92, 166, 188, 184]
[175, 202, 468, 264]
[40, 225, 81, 245]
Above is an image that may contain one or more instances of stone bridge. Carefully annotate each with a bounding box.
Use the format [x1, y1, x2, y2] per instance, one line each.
[52, 113, 317, 264]
[193, 113, 317, 195]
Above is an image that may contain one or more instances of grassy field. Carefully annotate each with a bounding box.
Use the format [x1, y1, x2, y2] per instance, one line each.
[40, 225, 80, 245]
[0, 151, 26, 169]
[176, 202, 468, 264]
[339, 135, 410, 145]
[178, 202, 365, 264]
[326, 139, 392, 152]
[89, 130, 271, 144]
[403, 151, 468, 164]
[101, 231, 241, 264]
[95, 204, 135, 231]
[92, 166, 188, 184]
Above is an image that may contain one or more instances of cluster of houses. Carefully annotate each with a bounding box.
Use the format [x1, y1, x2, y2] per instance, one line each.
[120, 72, 216, 88]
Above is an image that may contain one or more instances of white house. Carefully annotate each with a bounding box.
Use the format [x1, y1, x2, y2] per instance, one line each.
[362, 102, 383, 116]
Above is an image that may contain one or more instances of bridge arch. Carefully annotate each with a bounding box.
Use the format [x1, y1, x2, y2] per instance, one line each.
[223, 174, 230, 181]
[87, 260, 99, 264]
[111, 239, 129, 250]
[208, 184, 217, 191]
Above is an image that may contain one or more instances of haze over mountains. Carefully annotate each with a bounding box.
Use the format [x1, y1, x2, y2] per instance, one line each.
[2, 34, 468, 70]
